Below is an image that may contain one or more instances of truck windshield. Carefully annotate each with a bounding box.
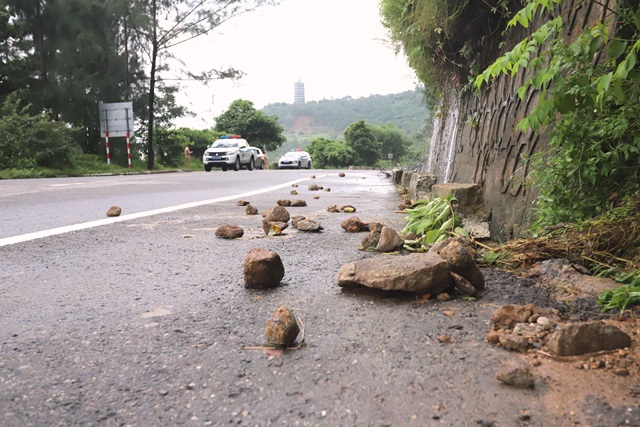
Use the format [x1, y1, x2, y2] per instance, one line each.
[212, 141, 238, 148]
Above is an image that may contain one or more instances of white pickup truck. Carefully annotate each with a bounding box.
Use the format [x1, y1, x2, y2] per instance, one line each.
[202, 135, 256, 172]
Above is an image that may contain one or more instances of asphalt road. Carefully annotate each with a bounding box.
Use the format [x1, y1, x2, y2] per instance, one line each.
[1, 170, 637, 426]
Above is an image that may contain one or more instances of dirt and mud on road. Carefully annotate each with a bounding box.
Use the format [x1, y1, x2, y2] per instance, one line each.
[1, 171, 638, 426]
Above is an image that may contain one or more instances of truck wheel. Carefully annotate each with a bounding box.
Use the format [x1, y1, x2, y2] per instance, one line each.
[204, 164, 211, 172]
[297, 161, 301, 169]
[248, 157, 255, 171]
[221, 165, 227, 171]
[233, 157, 241, 171]
[307, 161, 311, 169]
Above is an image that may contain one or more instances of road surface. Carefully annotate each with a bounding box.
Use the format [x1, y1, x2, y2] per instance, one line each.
[1, 169, 638, 426]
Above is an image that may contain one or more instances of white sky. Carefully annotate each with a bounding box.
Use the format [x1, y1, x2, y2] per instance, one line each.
[169, 0, 418, 129]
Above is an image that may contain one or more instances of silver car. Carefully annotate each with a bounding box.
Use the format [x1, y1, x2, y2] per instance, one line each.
[278, 150, 312, 169]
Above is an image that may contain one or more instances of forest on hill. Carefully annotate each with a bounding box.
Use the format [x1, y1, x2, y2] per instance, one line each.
[261, 88, 431, 139]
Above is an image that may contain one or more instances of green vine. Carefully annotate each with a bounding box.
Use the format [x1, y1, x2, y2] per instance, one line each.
[476, 0, 640, 230]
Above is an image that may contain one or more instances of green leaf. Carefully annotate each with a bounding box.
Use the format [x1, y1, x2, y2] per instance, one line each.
[609, 39, 627, 60]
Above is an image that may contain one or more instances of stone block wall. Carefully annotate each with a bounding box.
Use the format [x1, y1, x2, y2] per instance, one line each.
[419, 0, 615, 240]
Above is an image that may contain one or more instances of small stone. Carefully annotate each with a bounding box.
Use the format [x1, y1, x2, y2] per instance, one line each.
[324, 188, 331, 192]
[310, 175, 316, 179]
[437, 335, 452, 344]
[496, 361, 535, 389]
[290, 190, 298, 195]
[290, 200, 307, 207]
[291, 215, 306, 228]
[437, 292, 452, 301]
[265, 306, 300, 346]
[340, 205, 356, 213]
[341, 217, 368, 233]
[277, 199, 292, 206]
[292, 184, 298, 187]
[262, 219, 288, 236]
[245, 205, 258, 215]
[236, 200, 250, 206]
[296, 219, 323, 232]
[309, 184, 321, 191]
[327, 205, 339, 213]
[339, 173, 346, 177]
[215, 224, 244, 239]
[313, 195, 320, 199]
[613, 368, 629, 376]
[106, 206, 122, 217]
[244, 248, 285, 289]
[264, 206, 291, 222]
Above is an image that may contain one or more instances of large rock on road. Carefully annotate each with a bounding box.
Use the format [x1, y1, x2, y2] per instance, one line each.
[337, 252, 452, 294]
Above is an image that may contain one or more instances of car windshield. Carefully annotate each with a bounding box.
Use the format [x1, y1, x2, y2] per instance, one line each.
[211, 140, 238, 148]
[284, 152, 303, 158]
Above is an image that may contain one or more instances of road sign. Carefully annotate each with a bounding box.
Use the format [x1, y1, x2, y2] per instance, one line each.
[99, 102, 134, 138]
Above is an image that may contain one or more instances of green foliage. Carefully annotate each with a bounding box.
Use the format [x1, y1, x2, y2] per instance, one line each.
[307, 138, 356, 168]
[402, 195, 463, 248]
[598, 277, 640, 313]
[371, 123, 413, 160]
[215, 99, 286, 152]
[0, 92, 79, 170]
[380, 0, 512, 94]
[476, 0, 640, 229]
[261, 89, 431, 138]
[344, 120, 382, 166]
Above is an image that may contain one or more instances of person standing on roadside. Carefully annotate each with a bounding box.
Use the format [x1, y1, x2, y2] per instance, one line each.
[184, 144, 193, 170]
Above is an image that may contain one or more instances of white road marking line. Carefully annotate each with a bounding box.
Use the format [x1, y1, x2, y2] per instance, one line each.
[0, 177, 319, 247]
[50, 183, 87, 187]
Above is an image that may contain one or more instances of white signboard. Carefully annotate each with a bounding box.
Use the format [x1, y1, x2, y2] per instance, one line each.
[99, 102, 134, 137]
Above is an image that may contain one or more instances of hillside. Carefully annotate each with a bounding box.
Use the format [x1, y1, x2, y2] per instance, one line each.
[261, 88, 431, 140]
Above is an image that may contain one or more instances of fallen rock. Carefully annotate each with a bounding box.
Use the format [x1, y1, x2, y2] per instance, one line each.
[327, 205, 339, 213]
[491, 304, 548, 330]
[291, 200, 307, 207]
[244, 248, 285, 289]
[430, 238, 485, 289]
[106, 206, 122, 217]
[215, 224, 244, 239]
[246, 205, 258, 215]
[397, 199, 413, 211]
[450, 271, 476, 296]
[360, 222, 384, 250]
[277, 199, 292, 207]
[262, 219, 288, 236]
[339, 172, 346, 177]
[309, 184, 323, 191]
[496, 361, 535, 389]
[313, 195, 320, 199]
[546, 321, 632, 356]
[265, 306, 300, 346]
[337, 252, 452, 294]
[264, 206, 291, 223]
[291, 215, 306, 228]
[296, 219, 323, 232]
[341, 216, 369, 233]
[340, 205, 356, 213]
[292, 184, 298, 187]
[290, 190, 298, 195]
[324, 188, 331, 192]
[236, 200, 250, 206]
[375, 226, 404, 252]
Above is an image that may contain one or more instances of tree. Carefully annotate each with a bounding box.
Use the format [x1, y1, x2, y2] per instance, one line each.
[344, 120, 381, 166]
[0, 92, 79, 170]
[133, 0, 278, 170]
[215, 99, 286, 151]
[371, 124, 412, 161]
[307, 137, 356, 168]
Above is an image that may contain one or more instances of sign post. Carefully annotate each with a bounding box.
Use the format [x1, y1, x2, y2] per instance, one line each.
[99, 102, 134, 167]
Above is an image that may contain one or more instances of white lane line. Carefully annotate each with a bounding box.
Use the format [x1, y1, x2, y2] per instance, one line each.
[0, 177, 318, 247]
[50, 183, 86, 187]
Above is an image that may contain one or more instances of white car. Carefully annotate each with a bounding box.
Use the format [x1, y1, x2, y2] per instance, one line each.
[203, 135, 256, 172]
[249, 147, 267, 169]
[278, 150, 312, 169]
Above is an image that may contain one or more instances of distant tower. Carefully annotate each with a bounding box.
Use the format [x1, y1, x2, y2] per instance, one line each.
[294, 80, 305, 104]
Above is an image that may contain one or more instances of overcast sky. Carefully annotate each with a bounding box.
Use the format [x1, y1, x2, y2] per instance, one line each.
[170, 0, 419, 129]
